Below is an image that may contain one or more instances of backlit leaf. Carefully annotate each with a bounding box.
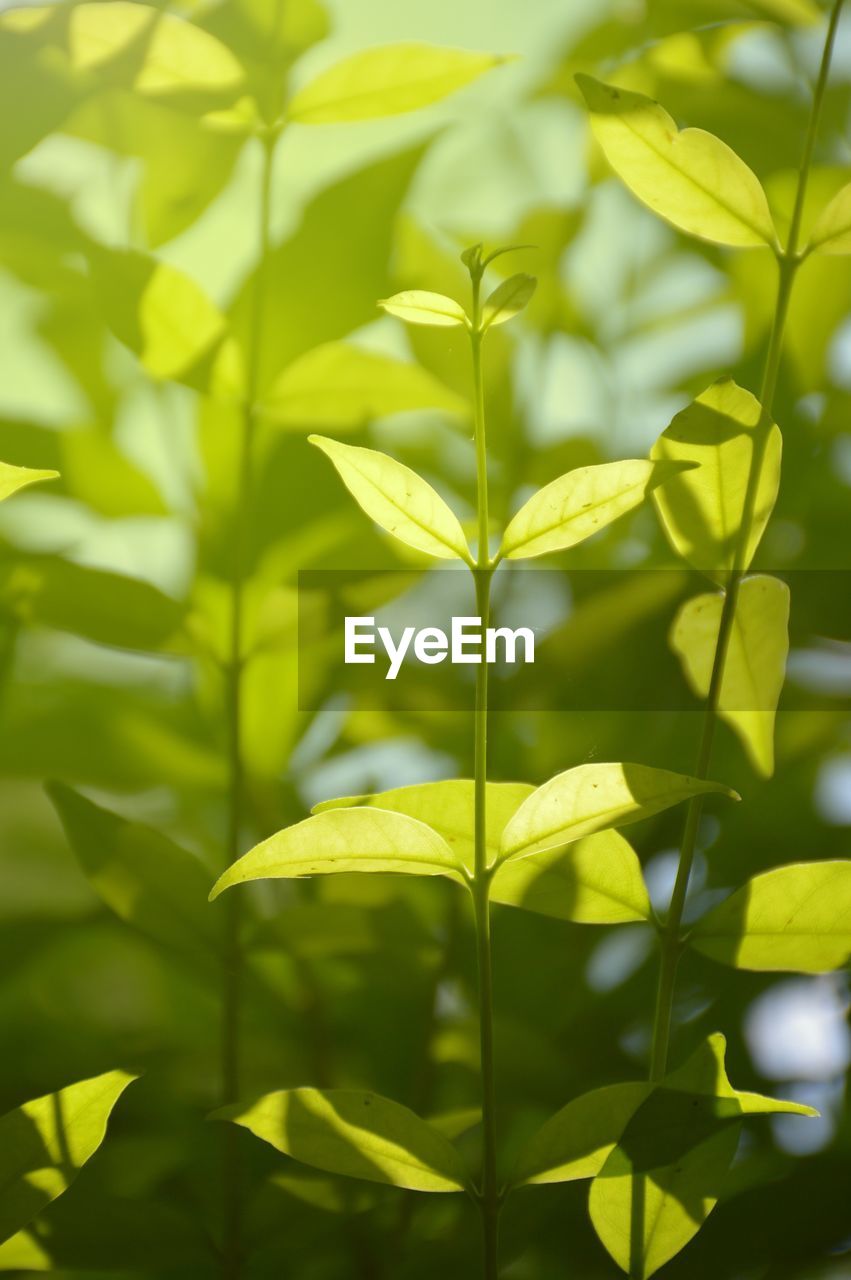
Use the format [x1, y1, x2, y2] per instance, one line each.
[377, 291, 469, 328]
[500, 763, 737, 864]
[651, 378, 781, 577]
[0, 461, 58, 502]
[691, 861, 851, 972]
[577, 75, 777, 249]
[492, 829, 652, 924]
[0, 1071, 136, 1246]
[309, 435, 472, 562]
[807, 181, 851, 255]
[218, 1088, 469, 1192]
[511, 1083, 652, 1186]
[287, 43, 506, 124]
[500, 459, 658, 560]
[262, 342, 466, 430]
[671, 575, 790, 776]
[481, 273, 537, 329]
[209, 808, 466, 899]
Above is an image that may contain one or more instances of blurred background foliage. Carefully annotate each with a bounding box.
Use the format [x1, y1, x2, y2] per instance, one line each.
[0, 0, 849, 1276]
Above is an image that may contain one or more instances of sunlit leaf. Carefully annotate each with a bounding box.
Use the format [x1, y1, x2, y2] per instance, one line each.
[48, 783, 218, 964]
[0, 1071, 136, 1246]
[511, 1083, 652, 1186]
[651, 378, 781, 577]
[691, 861, 851, 972]
[0, 461, 58, 502]
[492, 829, 652, 924]
[309, 435, 472, 562]
[576, 75, 777, 248]
[500, 460, 660, 561]
[91, 250, 243, 397]
[218, 1088, 469, 1192]
[209, 808, 466, 899]
[262, 342, 466, 429]
[377, 291, 469, 328]
[671, 575, 789, 776]
[807, 181, 851, 255]
[68, 3, 243, 98]
[500, 763, 737, 864]
[481, 273, 537, 329]
[287, 43, 506, 124]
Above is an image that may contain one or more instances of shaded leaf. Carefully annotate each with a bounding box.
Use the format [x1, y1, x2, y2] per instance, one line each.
[691, 861, 851, 972]
[511, 1083, 652, 1186]
[287, 43, 506, 124]
[500, 763, 737, 864]
[309, 435, 471, 562]
[651, 378, 781, 577]
[671, 574, 789, 776]
[218, 1088, 469, 1192]
[577, 75, 777, 248]
[210, 808, 466, 899]
[378, 290, 469, 328]
[481, 273, 537, 329]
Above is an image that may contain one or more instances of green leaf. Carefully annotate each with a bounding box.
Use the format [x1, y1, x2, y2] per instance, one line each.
[691, 861, 851, 972]
[651, 378, 782, 577]
[499, 763, 738, 865]
[261, 342, 466, 430]
[0, 1071, 137, 1246]
[511, 1083, 652, 1187]
[287, 43, 507, 124]
[670, 575, 790, 776]
[491, 829, 652, 924]
[209, 808, 466, 899]
[47, 783, 218, 964]
[91, 250, 243, 397]
[68, 2, 243, 99]
[313, 778, 532, 877]
[481, 273, 537, 329]
[377, 291, 469, 328]
[588, 1035, 813, 1278]
[576, 75, 777, 249]
[0, 461, 58, 502]
[217, 1088, 469, 1192]
[499, 459, 658, 561]
[309, 435, 472, 562]
[807, 181, 851, 255]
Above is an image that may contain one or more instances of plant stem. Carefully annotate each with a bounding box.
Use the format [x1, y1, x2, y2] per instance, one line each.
[469, 270, 499, 1278]
[648, 0, 845, 1084]
[221, 128, 276, 1279]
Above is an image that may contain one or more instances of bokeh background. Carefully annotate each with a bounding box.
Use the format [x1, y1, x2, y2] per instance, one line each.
[0, 0, 849, 1275]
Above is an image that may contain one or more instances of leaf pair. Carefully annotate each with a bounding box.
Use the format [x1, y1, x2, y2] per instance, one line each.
[209, 762, 736, 902]
[512, 1035, 815, 1278]
[378, 272, 536, 333]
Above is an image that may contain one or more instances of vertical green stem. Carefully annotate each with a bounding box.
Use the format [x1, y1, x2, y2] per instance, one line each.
[648, 0, 845, 1083]
[469, 273, 499, 1278]
[221, 128, 276, 1279]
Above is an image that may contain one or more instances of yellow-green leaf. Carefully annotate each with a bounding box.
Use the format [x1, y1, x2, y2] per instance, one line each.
[309, 435, 472, 562]
[262, 342, 466, 430]
[500, 459, 657, 561]
[491, 830, 652, 924]
[91, 250, 243, 397]
[651, 378, 781, 577]
[69, 2, 243, 97]
[0, 1071, 137, 1246]
[576, 76, 777, 249]
[0, 461, 58, 502]
[209, 808, 466, 899]
[807, 181, 851, 255]
[217, 1088, 469, 1192]
[691, 861, 851, 972]
[511, 1083, 652, 1187]
[481, 273, 537, 329]
[287, 43, 506, 124]
[671, 575, 789, 776]
[500, 763, 737, 865]
[378, 291, 469, 328]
